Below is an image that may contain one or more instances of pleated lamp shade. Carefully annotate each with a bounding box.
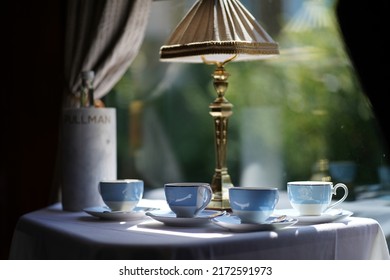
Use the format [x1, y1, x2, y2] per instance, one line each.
[160, 0, 279, 63]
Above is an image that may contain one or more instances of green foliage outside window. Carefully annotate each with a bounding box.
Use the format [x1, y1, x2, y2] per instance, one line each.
[105, 0, 387, 191]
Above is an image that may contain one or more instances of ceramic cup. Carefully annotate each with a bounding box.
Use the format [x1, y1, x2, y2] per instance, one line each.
[287, 181, 348, 216]
[164, 182, 212, 218]
[229, 187, 279, 224]
[99, 179, 144, 212]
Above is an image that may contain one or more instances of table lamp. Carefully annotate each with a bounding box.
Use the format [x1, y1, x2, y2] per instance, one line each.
[160, 0, 279, 210]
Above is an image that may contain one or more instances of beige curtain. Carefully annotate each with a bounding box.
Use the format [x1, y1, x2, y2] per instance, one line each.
[63, 0, 152, 105]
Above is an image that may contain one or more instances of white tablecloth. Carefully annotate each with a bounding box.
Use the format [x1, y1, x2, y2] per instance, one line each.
[273, 190, 390, 251]
[9, 201, 390, 260]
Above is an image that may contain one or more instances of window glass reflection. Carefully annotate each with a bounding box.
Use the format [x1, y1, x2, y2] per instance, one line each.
[104, 0, 388, 199]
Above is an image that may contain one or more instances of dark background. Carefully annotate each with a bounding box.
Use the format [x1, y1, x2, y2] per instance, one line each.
[1, 0, 389, 259]
[2, 0, 64, 259]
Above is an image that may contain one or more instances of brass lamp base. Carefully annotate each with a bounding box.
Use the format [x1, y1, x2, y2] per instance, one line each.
[207, 170, 233, 210]
[204, 56, 236, 211]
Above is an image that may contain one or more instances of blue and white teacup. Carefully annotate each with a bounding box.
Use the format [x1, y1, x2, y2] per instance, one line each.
[229, 187, 279, 224]
[287, 181, 348, 216]
[99, 179, 144, 212]
[164, 183, 212, 218]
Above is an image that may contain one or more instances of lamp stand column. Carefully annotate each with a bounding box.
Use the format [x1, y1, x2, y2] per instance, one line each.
[207, 64, 234, 210]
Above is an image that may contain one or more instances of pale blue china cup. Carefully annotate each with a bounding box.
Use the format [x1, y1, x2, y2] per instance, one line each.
[287, 181, 348, 216]
[164, 183, 212, 218]
[99, 179, 144, 212]
[229, 187, 279, 224]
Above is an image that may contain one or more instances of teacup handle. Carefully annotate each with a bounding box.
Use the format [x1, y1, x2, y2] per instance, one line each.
[326, 183, 348, 210]
[195, 185, 212, 215]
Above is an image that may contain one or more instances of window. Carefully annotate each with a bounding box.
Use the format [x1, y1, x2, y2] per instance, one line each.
[103, 0, 388, 198]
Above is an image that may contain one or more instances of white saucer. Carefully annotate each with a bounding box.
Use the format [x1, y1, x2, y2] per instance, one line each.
[83, 206, 158, 221]
[274, 208, 353, 225]
[211, 214, 298, 232]
[145, 210, 226, 227]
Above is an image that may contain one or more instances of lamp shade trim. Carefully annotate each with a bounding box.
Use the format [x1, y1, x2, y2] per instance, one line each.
[160, 41, 279, 62]
[161, 41, 279, 55]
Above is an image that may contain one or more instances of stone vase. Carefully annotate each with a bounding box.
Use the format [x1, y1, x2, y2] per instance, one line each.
[61, 108, 117, 211]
